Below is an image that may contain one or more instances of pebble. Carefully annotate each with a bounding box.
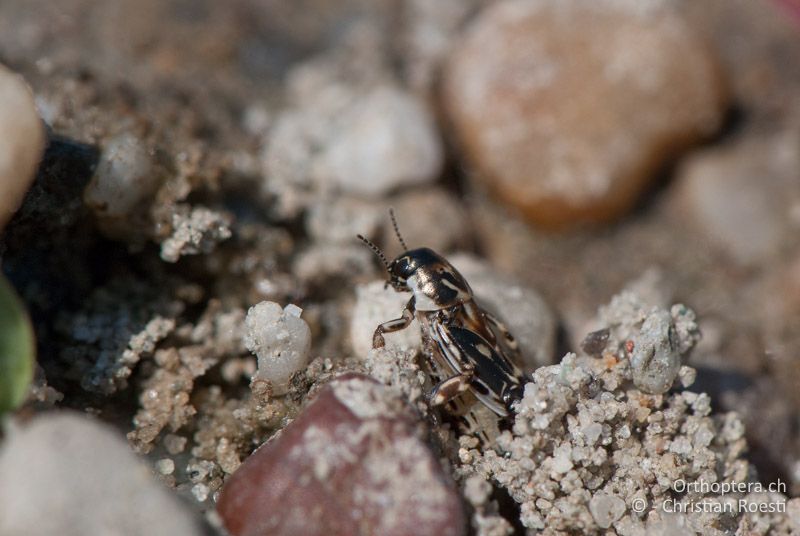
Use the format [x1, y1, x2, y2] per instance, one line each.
[675, 128, 799, 266]
[84, 132, 158, 218]
[244, 302, 312, 395]
[0, 412, 204, 536]
[442, 0, 726, 229]
[581, 328, 611, 357]
[682, 0, 800, 116]
[630, 310, 680, 394]
[156, 458, 175, 475]
[217, 374, 465, 536]
[588, 491, 626, 529]
[261, 31, 444, 217]
[0, 64, 45, 230]
[314, 86, 443, 197]
[305, 196, 386, 244]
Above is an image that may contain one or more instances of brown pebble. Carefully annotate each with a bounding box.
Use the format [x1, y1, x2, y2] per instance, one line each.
[581, 328, 610, 357]
[0, 65, 46, 231]
[443, 0, 727, 229]
[217, 374, 466, 536]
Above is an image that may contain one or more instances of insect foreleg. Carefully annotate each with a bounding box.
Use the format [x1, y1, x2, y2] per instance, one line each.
[372, 297, 416, 348]
[429, 365, 474, 407]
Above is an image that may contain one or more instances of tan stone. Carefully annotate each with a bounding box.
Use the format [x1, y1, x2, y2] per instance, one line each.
[443, 0, 727, 229]
[0, 65, 45, 231]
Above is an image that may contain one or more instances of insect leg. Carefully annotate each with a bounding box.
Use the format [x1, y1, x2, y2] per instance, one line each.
[373, 297, 416, 348]
[429, 366, 474, 407]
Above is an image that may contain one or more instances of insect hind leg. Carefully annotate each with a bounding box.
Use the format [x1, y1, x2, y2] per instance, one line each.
[373, 297, 415, 348]
[429, 366, 474, 407]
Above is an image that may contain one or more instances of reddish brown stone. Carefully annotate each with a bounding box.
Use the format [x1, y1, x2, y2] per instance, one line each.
[443, 0, 727, 230]
[217, 374, 466, 536]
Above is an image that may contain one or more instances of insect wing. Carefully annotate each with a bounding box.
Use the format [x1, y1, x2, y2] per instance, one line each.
[458, 302, 524, 379]
[431, 321, 515, 416]
[483, 311, 524, 370]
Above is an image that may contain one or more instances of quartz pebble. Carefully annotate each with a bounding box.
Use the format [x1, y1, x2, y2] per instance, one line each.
[156, 458, 175, 475]
[262, 43, 444, 217]
[0, 64, 45, 230]
[84, 132, 158, 218]
[443, 0, 726, 229]
[305, 196, 386, 244]
[0, 412, 203, 536]
[630, 309, 680, 394]
[217, 374, 465, 536]
[589, 492, 626, 529]
[314, 86, 443, 197]
[244, 301, 311, 395]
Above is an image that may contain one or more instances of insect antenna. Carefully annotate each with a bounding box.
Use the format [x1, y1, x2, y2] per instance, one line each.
[388, 208, 408, 251]
[356, 234, 391, 272]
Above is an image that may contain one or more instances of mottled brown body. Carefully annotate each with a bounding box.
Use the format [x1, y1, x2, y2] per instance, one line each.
[359, 216, 527, 432]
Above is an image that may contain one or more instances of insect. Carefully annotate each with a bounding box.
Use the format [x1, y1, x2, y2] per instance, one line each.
[357, 210, 526, 421]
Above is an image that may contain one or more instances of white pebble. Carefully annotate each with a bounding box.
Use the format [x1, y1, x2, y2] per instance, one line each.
[677, 365, 696, 388]
[305, 196, 385, 244]
[244, 302, 311, 395]
[0, 412, 202, 536]
[589, 491, 626, 529]
[84, 132, 158, 218]
[551, 444, 573, 474]
[314, 86, 442, 196]
[630, 309, 681, 394]
[283, 303, 303, 318]
[0, 64, 45, 230]
[191, 483, 210, 502]
[156, 458, 175, 475]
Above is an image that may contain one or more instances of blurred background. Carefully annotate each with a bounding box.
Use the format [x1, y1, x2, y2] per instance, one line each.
[0, 0, 799, 528]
